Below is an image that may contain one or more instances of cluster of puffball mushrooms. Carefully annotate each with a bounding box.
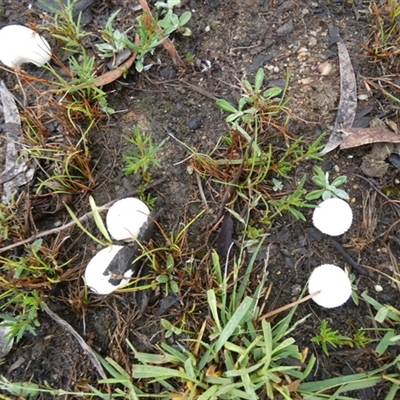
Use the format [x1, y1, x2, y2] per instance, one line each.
[0, 25, 354, 308]
[309, 197, 354, 308]
[84, 198, 151, 295]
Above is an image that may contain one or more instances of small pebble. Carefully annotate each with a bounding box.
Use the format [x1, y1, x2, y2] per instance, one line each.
[291, 284, 302, 296]
[298, 77, 313, 85]
[187, 115, 202, 130]
[318, 61, 332, 76]
[375, 285, 383, 292]
[333, 165, 340, 173]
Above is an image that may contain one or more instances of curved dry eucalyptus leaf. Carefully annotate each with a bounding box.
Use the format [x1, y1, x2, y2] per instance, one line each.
[339, 127, 400, 149]
[0, 81, 35, 204]
[215, 211, 233, 258]
[322, 40, 357, 154]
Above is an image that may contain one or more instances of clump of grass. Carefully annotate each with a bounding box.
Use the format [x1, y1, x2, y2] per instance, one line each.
[191, 68, 324, 229]
[0, 238, 72, 346]
[367, 0, 400, 65]
[123, 241, 314, 399]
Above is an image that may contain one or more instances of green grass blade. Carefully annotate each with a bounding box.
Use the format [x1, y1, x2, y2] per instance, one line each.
[214, 296, 253, 353]
[64, 203, 107, 247]
[89, 196, 112, 243]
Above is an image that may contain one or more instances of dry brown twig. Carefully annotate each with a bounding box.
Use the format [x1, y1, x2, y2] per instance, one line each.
[258, 291, 321, 321]
[0, 176, 167, 254]
[42, 302, 109, 386]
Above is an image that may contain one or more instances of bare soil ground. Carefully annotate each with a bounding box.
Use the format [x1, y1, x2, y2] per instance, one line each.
[1, 0, 400, 399]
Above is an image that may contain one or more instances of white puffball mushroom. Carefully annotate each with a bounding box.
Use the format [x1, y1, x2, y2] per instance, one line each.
[84, 245, 133, 295]
[106, 197, 150, 241]
[0, 25, 51, 69]
[313, 198, 353, 236]
[308, 264, 352, 308]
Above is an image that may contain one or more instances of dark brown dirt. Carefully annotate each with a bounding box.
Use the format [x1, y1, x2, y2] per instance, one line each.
[1, 0, 400, 399]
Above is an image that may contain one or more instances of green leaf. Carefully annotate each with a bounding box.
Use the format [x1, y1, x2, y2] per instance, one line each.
[226, 111, 244, 123]
[305, 189, 325, 200]
[216, 99, 238, 113]
[166, 253, 175, 273]
[207, 289, 222, 332]
[169, 280, 179, 293]
[89, 196, 112, 243]
[182, 27, 192, 36]
[332, 175, 348, 186]
[64, 203, 109, 247]
[289, 208, 306, 221]
[263, 86, 282, 98]
[179, 11, 191, 26]
[161, 319, 172, 329]
[311, 174, 326, 187]
[376, 330, 396, 355]
[375, 306, 389, 323]
[332, 188, 350, 200]
[156, 274, 169, 283]
[213, 296, 253, 353]
[135, 59, 144, 72]
[322, 190, 333, 200]
[254, 68, 264, 91]
[170, 13, 179, 27]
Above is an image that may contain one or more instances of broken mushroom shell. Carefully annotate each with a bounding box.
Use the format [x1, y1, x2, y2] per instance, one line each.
[312, 197, 353, 236]
[106, 197, 150, 241]
[308, 264, 352, 308]
[0, 25, 52, 69]
[84, 245, 134, 295]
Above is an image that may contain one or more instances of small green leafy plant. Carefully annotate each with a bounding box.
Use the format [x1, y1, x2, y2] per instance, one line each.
[0, 291, 43, 348]
[123, 126, 165, 183]
[155, 253, 179, 295]
[156, 0, 192, 36]
[306, 166, 349, 201]
[311, 320, 369, 356]
[95, 10, 133, 58]
[361, 292, 400, 356]
[216, 67, 286, 128]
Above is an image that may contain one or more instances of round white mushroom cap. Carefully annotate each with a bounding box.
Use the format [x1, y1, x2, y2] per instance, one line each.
[0, 25, 51, 69]
[106, 197, 150, 241]
[84, 245, 133, 295]
[312, 198, 353, 236]
[308, 264, 352, 308]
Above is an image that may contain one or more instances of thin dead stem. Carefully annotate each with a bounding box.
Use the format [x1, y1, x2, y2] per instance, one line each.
[0, 176, 167, 254]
